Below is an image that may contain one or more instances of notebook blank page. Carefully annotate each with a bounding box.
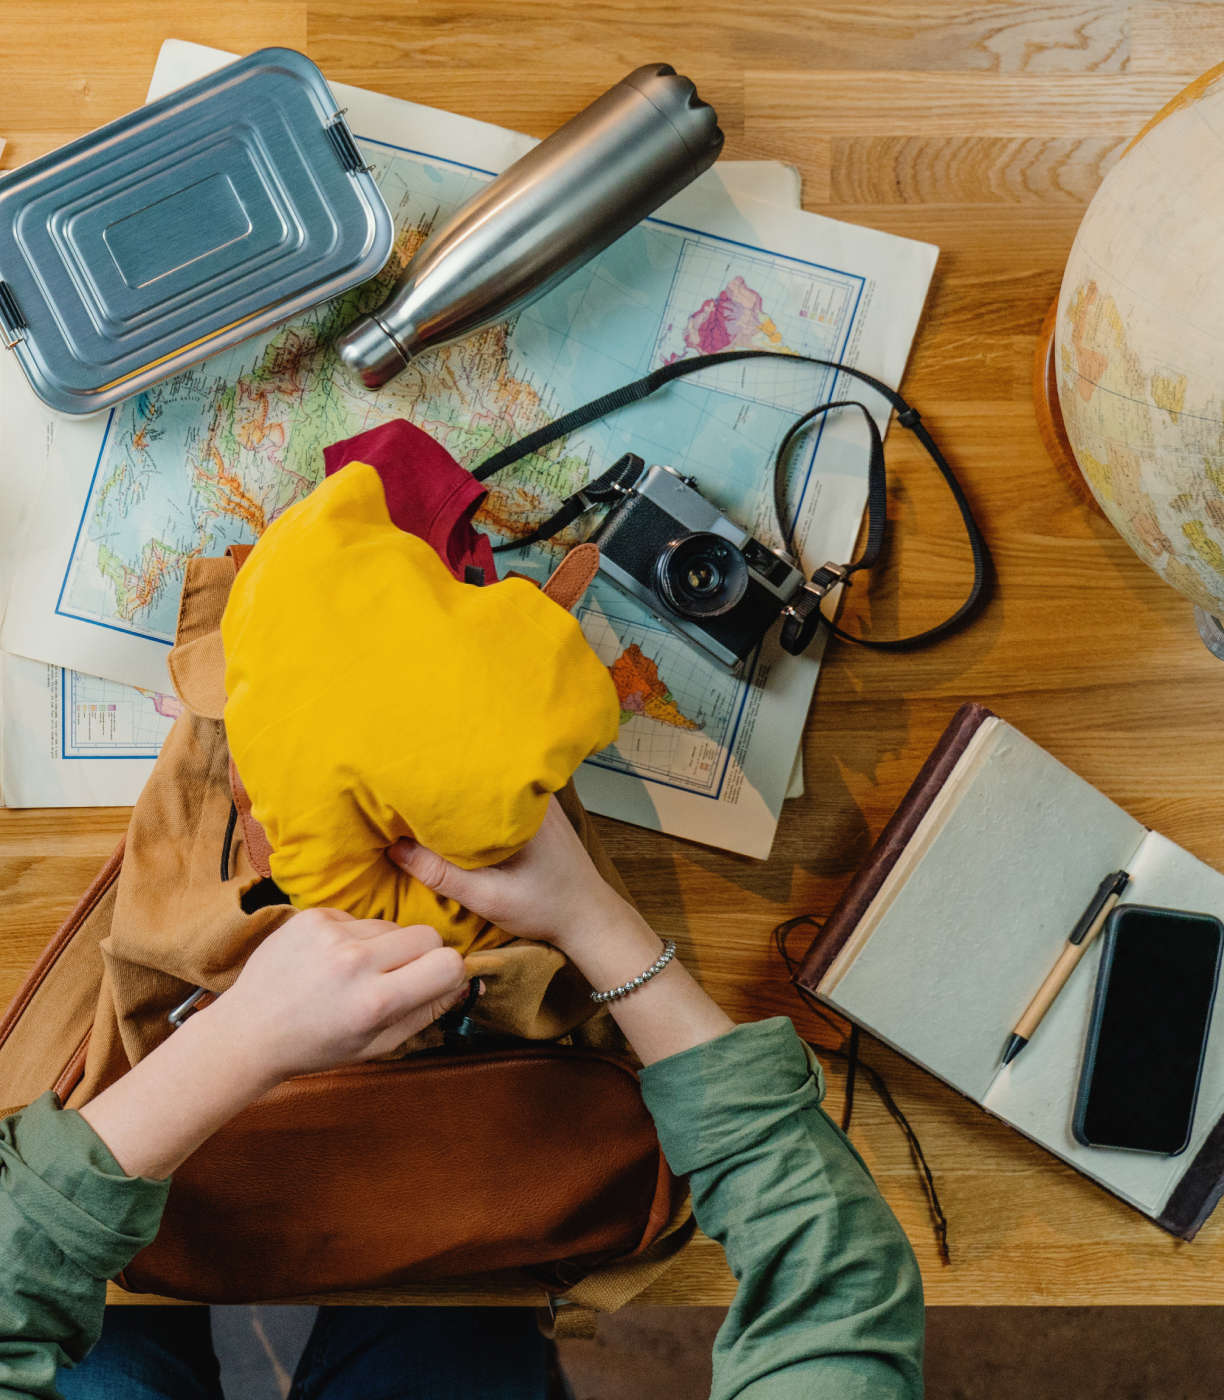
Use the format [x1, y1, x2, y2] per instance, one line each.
[824, 725, 1145, 1101]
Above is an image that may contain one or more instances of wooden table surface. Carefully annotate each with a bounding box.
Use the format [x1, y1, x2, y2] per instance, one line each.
[5, 0, 1224, 1308]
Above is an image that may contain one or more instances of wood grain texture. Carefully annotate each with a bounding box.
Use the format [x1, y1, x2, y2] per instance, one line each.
[1130, 1, 1224, 73]
[4, 0, 1224, 1309]
[745, 69, 1198, 137]
[830, 135, 1126, 203]
[0, 3, 306, 166]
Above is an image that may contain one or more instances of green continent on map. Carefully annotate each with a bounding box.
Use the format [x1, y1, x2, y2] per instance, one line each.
[609, 644, 701, 730]
[97, 541, 195, 623]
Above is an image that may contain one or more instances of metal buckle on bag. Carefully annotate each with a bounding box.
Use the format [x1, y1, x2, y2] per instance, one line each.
[438, 977, 485, 1048]
[168, 986, 210, 1030]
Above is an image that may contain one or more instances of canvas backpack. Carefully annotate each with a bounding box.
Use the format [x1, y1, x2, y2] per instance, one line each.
[0, 544, 692, 1312]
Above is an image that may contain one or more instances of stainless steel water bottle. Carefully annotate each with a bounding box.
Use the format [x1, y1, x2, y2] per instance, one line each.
[336, 64, 723, 388]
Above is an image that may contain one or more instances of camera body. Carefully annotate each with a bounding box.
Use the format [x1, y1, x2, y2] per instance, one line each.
[591, 462, 806, 669]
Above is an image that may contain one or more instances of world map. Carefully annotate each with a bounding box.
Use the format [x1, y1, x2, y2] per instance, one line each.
[55, 137, 865, 792]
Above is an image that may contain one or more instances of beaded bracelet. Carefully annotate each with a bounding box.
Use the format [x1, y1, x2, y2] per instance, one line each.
[589, 939, 678, 1004]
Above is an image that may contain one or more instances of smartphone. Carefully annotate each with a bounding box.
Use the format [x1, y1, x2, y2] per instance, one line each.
[1073, 904, 1223, 1154]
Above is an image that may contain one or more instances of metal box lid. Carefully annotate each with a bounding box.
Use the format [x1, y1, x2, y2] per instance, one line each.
[0, 47, 393, 415]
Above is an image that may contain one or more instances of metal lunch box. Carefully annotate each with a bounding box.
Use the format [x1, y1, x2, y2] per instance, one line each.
[0, 47, 393, 415]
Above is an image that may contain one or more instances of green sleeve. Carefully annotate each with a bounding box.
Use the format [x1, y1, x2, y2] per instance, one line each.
[0, 1093, 171, 1400]
[640, 1018, 924, 1400]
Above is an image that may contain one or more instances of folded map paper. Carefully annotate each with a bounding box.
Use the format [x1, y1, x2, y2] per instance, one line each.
[0, 99, 800, 814]
[1, 41, 937, 851]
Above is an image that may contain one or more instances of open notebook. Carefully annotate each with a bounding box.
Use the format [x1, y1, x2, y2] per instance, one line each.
[798, 702, 1224, 1239]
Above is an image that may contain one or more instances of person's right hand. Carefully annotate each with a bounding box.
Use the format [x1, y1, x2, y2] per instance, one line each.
[387, 797, 636, 956]
[388, 798, 737, 1068]
[216, 907, 471, 1083]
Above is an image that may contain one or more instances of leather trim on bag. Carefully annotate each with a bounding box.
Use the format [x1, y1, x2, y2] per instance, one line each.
[541, 543, 600, 613]
[229, 758, 274, 880]
[52, 1030, 92, 1103]
[0, 840, 125, 1051]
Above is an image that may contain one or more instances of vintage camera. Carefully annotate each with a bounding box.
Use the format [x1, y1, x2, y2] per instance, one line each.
[590, 461, 808, 670]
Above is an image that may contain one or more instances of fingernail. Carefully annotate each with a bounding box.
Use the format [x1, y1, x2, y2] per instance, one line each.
[477, 979, 487, 997]
[387, 837, 417, 867]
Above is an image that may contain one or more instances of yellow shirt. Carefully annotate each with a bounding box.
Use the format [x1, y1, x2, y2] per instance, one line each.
[221, 462, 619, 951]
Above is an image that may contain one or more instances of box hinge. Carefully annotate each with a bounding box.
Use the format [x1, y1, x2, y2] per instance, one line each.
[325, 111, 373, 177]
[0, 281, 26, 348]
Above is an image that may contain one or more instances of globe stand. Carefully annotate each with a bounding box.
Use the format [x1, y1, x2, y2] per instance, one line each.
[1195, 609, 1224, 660]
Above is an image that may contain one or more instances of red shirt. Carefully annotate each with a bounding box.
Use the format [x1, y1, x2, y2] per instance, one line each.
[322, 420, 498, 583]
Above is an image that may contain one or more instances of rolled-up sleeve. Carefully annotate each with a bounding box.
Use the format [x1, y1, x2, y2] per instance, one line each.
[640, 1017, 924, 1400]
[0, 1094, 171, 1400]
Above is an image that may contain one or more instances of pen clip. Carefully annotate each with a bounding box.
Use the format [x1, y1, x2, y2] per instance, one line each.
[1068, 870, 1129, 945]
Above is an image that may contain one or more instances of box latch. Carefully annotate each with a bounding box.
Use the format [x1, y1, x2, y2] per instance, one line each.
[0, 281, 26, 349]
[324, 112, 372, 177]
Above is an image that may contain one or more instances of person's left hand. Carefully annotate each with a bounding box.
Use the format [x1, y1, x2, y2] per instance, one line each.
[80, 909, 472, 1182]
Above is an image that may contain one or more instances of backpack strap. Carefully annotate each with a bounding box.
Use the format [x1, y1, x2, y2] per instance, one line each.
[224, 548, 274, 879]
[555, 1206, 697, 1314]
[229, 759, 274, 881]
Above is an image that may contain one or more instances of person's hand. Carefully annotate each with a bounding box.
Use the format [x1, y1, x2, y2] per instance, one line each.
[214, 907, 470, 1082]
[388, 797, 635, 957]
[390, 800, 736, 1069]
[80, 908, 472, 1180]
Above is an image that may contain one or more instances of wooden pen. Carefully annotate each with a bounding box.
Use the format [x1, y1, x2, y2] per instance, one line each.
[1001, 869, 1131, 1065]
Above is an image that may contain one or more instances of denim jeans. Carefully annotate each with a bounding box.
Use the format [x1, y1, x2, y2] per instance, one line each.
[57, 1305, 552, 1400]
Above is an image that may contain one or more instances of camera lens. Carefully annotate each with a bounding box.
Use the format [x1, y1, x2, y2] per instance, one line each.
[655, 533, 749, 619]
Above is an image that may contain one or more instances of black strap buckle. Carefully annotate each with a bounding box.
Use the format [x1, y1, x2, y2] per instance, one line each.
[492, 454, 645, 556]
[779, 562, 852, 655]
[806, 561, 851, 595]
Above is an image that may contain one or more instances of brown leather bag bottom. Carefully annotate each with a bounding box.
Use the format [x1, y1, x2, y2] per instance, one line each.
[1, 836, 688, 1305]
[120, 1047, 677, 1302]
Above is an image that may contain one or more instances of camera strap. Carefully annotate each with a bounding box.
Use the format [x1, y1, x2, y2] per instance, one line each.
[472, 348, 991, 653]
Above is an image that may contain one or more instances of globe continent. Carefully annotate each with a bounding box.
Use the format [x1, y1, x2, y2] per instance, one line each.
[1056, 63, 1224, 615]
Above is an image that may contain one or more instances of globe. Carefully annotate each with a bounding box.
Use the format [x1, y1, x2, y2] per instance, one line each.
[1054, 63, 1224, 643]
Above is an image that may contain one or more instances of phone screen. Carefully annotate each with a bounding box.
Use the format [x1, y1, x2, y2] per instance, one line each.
[1076, 906, 1223, 1154]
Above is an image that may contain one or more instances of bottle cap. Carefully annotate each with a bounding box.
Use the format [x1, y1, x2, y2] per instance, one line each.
[336, 314, 412, 388]
[619, 64, 724, 171]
